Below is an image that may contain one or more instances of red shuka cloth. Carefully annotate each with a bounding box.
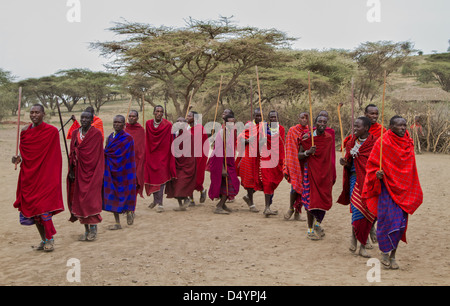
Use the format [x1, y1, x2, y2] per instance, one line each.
[337, 134, 377, 244]
[283, 124, 310, 194]
[337, 134, 376, 208]
[190, 124, 209, 192]
[300, 131, 335, 211]
[144, 119, 176, 195]
[343, 122, 387, 149]
[67, 116, 104, 140]
[362, 130, 423, 217]
[368, 122, 387, 139]
[208, 126, 240, 200]
[14, 122, 64, 218]
[260, 124, 286, 195]
[165, 128, 197, 198]
[236, 121, 263, 190]
[125, 122, 146, 198]
[67, 127, 104, 223]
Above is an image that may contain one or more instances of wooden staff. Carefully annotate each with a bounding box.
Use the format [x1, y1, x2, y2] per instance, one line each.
[212, 76, 223, 136]
[14, 87, 22, 170]
[185, 88, 194, 119]
[142, 93, 145, 126]
[351, 77, 355, 135]
[255, 66, 266, 137]
[337, 102, 345, 158]
[56, 99, 70, 163]
[379, 71, 387, 171]
[308, 71, 314, 147]
[250, 80, 253, 121]
[126, 97, 132, 118]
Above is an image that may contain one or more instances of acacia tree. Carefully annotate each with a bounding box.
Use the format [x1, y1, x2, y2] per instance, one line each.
[352, 40, 415, 109]
[91, 17, 294, 117]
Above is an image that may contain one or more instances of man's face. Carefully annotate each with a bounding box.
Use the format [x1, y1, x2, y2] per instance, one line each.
[80, 112, 93, 129]
[353, 119, 368, 138]
[365, 106, 379, 124]
[254, 110, 262, 124]
[154, 107, 164, 122]
[315, 116, 328, 134]
[222, 109, 231, 121]
[269, 112, 278, 123]
[186, 112, 194, 125]
[128, 111, 138, 125]
[390, 118, 407, 137]
[30, 106, 45, 126]
[299, 113, 308, 126]
[113, 117, 125, 133]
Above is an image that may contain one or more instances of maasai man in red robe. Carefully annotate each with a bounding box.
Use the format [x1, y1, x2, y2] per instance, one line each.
[283, 112, 310, 221]
[208, 112, 240, 214]
[337, 117, 376, 257]
[67, 111, 104, 241]
[365, 104, 387, 139]
[12, 104, 64, 252]
[259, 110, 285, 217]
[165, 117, 197, 211]
[144, 105, 176, 213]
[125, 110, 146, 199]
[298, 115, 335, 240]
[67, 106, 104, 140]
[186, 111, 209, 205]
[342, 104, 387, 148]
[318, 110, 337, 183]
[362, 115, 423, 270]
[235, 108, 264, 213]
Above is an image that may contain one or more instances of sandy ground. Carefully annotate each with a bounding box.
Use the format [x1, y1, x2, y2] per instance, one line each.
[1, 121, 449, 286]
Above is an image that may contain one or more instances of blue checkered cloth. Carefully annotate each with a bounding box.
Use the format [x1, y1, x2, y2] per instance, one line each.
[103, 130, 137, 213]
[376, 182, 408, 253]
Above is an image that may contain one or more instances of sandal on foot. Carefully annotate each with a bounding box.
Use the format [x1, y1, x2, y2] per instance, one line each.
[390, 258, 399, 270]
[284, 208, 294, 220]
[199, 189, 207, 203]
[249, 205, 259, 213]
[86, 225, 98, 241]
[43, 239, 54, 252]
[127, 211, 135, 225]
[307, 232, 321, 241]
[33, 240, 45, 250]
[108, 223, 122, 230]
[214, 208, 230, 215]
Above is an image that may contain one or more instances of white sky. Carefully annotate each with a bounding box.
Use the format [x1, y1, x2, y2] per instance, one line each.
[0, 0, 449, 80]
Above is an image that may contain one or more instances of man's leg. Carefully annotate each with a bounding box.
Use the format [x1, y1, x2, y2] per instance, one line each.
[243, 188, 259, 212]
[214, 194, 230, 214]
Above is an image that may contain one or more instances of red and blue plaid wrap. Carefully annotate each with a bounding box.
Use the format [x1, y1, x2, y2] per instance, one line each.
[103, 130, 137, 213]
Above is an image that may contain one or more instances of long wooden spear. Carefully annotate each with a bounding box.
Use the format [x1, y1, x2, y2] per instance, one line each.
[56, 99, 70, 163]
[14, 87, 22, 170]
[308, 71, 314, 147]
[142, 93, 145, 126]
[185, 88, 194, 119]
[338, 102, 345, 158]
[351, 77, 355, 135]
[126, 97, 132, 119]
[379, 71, 387, 171]
[255, 66, 266, 138]
[212, 75, 223, 136]
[250, 80, 253, 121]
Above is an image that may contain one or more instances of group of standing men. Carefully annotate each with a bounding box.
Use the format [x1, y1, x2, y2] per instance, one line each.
[12, 102, 423, 270]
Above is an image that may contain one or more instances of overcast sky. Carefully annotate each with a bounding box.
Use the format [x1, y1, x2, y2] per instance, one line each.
[0, 0, 449, 80]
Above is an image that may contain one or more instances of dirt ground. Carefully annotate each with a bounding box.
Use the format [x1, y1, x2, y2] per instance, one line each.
[1, 119, 449, 286]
